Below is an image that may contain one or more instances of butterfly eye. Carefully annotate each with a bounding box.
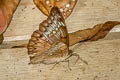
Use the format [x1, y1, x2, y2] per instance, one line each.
[27, 7, 69, 64]
[33, 0, 78, 19]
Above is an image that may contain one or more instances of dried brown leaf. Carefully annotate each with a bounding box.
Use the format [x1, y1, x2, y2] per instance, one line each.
[69, 21, 120, 46]
[0, 0, 20, 44]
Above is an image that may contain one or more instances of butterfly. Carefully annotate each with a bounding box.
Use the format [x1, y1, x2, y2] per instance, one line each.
[33, 0, 78, 19]
[27, 7, 70, 64]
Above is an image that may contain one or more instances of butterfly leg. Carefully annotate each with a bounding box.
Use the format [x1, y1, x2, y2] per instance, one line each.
[50, 50, 88, 70]
[71, 53, 88, 65]
[50, 59, 72, 70]
[68, 51, 88, 65]
[50, 62, 60, 70]
[61, 59, 72, 70]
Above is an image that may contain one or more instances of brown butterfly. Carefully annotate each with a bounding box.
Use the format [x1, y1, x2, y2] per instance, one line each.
[27, 7, 70, 64]
[33, 0, 78, 19]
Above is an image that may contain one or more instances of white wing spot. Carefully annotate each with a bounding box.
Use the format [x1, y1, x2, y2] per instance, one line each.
[66, 3, 70, 8]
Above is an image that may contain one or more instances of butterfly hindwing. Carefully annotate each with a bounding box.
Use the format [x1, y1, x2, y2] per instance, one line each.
[27, 7, 69, 64]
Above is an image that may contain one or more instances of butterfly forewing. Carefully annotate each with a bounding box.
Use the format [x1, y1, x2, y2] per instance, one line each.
[27, 7, 69, 64]
[33, 0, 78, 19]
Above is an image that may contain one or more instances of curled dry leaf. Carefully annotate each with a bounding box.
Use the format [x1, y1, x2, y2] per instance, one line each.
[33, 0, 78, 19]
[69, 21, 120, 46]
[0, 0, 20, 44]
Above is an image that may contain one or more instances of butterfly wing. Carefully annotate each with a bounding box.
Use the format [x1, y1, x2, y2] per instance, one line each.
[27, 7, 69, 64]
[33, 0, 78, 19]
